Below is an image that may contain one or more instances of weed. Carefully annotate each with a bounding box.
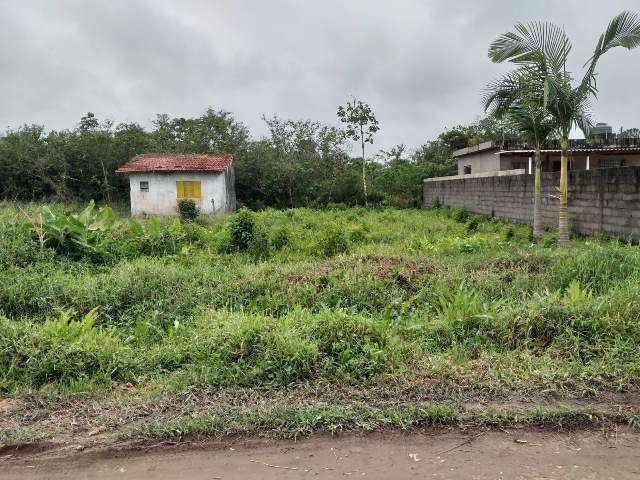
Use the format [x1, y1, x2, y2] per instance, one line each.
[177, 199, 199, 221]
[317, 222, 348, 257]
[2, 203, 640, 442]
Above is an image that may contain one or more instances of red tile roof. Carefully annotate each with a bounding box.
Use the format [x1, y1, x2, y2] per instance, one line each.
[116, 153, 233, 174]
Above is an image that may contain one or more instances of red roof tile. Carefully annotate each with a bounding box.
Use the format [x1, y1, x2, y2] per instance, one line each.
[116, 153, 233, 174]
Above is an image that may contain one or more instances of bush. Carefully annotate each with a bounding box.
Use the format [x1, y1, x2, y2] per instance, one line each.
[444, 206, 469, 223]
[227, 208, 257, 251]
[248, 229, 271, 261]
[317, 223, 348, 257]
[218, 207, 271, 260]
[324, 202, 349, 211]
[466, 216, 482, 233]
[539, 233, 558, 248]
[348, 223, 370, 244]
[126, 217, 189, 257]
[0, 219, 53, 268]
[178, 199, 199, 222]
[271, 227, 291, 250]
[503, 226, 515, 241]
[0, 309, 136, 390]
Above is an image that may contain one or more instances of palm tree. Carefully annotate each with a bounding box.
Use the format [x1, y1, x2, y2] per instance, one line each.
[487, 11, 640, 245]
[484, 68, 556, 241]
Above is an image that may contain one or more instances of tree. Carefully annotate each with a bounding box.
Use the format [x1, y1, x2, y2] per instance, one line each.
[488, 11, 640, 245]
[337, 98, 379, 205]
[485, 68, 557, 241]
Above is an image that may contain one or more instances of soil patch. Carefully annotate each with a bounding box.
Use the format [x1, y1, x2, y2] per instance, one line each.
[4, 428, 640, 479]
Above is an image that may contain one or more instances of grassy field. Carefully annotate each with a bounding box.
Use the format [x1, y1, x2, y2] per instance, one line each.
[1, 202, 640, 445]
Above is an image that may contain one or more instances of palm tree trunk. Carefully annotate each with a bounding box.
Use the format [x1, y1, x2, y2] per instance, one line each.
[532, 148, 542, 242]
[558, 136, 570, 246]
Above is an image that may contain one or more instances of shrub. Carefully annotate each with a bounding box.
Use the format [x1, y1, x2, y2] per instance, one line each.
[348, 223, 370, 244]
[317, 223, 348, 257]
[248, 229, 271, 261]
[503, 226, 515, 241]
[271, 227, 291, 250]
[444, 206, 469, 223]
[216, 208, 271, 260]
[178, 199, 199, 221]
[227, 208, 257, 252]
[539, 233, 558, 248]
[466, 216, 482, 233]
[325, 202, 349, 211]
[127, 217, 189, 257]
[0, 219, 53, 268]
[0, 309, 136, 390]
[422, 284, 505, 353]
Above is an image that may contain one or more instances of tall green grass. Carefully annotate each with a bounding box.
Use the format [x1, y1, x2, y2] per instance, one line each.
[1, 202, 640, 396]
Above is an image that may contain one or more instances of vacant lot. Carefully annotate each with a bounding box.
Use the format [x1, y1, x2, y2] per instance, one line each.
[1, 203, 639, 449]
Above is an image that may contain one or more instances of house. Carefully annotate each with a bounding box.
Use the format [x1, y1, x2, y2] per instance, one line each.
[116, 153, 236, 216]
[454, 124, 640, 178]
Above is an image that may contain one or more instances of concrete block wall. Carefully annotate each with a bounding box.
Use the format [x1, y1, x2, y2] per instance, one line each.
[423, 167, 640, 238]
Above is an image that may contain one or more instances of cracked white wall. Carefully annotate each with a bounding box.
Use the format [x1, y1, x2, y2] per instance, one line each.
[127, 171, 231, 215]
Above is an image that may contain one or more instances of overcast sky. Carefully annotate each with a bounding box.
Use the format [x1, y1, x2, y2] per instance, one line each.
[1, 0, 639, 152]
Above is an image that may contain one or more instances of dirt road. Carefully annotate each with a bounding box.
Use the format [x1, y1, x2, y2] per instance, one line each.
[3, 428, 640, 480]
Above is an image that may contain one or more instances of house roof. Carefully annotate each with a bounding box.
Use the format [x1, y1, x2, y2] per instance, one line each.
[115, 153, 233, 174]
[498, 147, 640, 156]
[453, 141, 498, 158]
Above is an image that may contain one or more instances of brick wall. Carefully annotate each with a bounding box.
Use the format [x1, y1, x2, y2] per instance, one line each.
[423, 167, 640, 238]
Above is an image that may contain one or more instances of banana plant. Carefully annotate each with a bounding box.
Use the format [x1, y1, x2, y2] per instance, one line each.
[41, 200, 117, 254]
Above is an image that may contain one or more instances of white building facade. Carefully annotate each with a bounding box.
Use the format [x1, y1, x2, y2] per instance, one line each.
[116, 154, 236, 216]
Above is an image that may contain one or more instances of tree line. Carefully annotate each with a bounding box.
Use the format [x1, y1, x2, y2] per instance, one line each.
[0, 107, 516, 209]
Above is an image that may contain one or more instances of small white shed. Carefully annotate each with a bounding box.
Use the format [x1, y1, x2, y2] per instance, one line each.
[116, 153, 236, 216]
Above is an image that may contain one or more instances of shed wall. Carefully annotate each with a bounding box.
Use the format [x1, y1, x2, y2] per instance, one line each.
[128, 170, 233, 215]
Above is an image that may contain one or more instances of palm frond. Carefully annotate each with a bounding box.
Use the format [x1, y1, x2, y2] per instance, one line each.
[482, 71, 521, 115]
[580, 11, 640, 98]
[488, 21, 571, 73]
[574, 97, 594, 138]
[483, 66, 546, 116]
[593, 10, 640, 59]
[507, 102, 557, 147]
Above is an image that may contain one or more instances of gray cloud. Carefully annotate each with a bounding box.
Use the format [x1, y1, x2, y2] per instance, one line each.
[1, 0, 640, 151]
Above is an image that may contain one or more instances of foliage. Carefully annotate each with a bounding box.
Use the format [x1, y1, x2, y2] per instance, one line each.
[40, 200, 117, 258]
[337, 97, 380, 205]
[2, 203, 640, 415]
[336, 98, 380, 149]
[177, 199, 199, 222]
[226, 207, 258, 252]
[0, 105, 497, 210]
[270, 227, 291, 250]
[317, 222, 349, 258]
[486, 10, 640, 244]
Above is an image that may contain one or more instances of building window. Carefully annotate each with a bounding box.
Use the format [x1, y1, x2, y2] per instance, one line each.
[140, 181, 149, 192]
[600, 158, 625, 169]
[176, 180, 202, 199]
[463, 165, 472, 174]
[511, 160, 527, 170]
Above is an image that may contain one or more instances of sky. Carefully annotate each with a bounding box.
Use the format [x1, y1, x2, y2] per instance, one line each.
[1, 0, 639, 153]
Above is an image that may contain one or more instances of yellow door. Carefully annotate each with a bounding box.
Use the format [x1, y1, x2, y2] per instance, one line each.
[176, 180, 202, 199]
